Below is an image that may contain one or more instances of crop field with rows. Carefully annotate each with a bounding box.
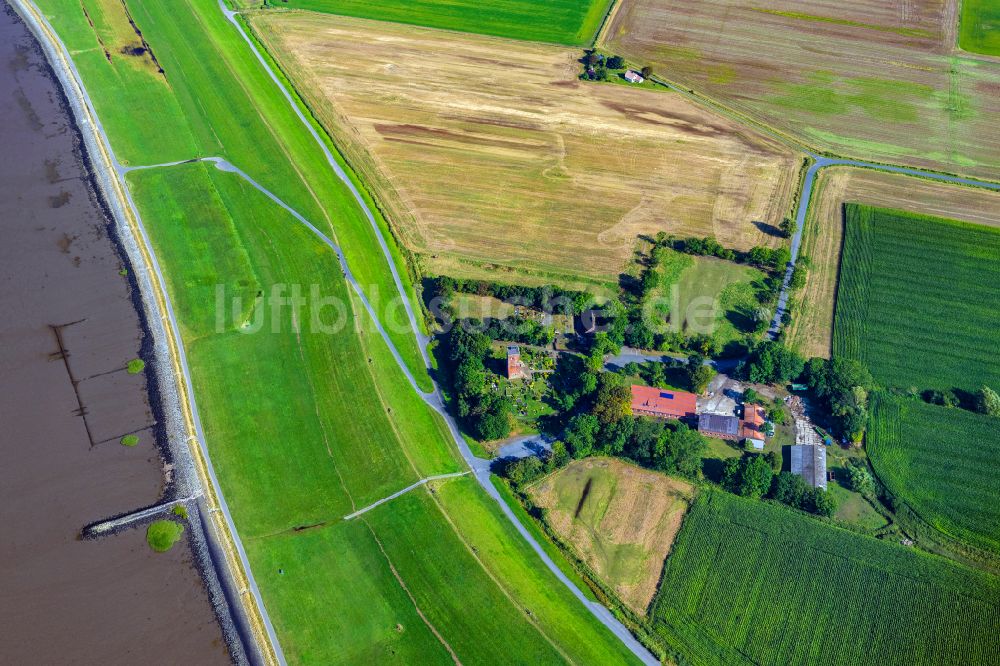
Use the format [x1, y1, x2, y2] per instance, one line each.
[274, 0, 614, 46]
[650, 492, 1000, 666]
[833, 204, 1000, 393]
[868, 394, 1000, 556]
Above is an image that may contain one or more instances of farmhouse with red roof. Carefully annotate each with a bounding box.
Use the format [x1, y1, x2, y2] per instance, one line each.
[630, 385, 698, 420]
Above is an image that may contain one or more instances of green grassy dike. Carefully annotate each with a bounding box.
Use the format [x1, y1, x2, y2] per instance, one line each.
[39, 0, 430, 390]
[37, 0, 642, 662]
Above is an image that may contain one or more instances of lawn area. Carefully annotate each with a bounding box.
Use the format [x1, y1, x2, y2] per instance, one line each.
[275, 0, 614, 46]
[527, 457, 694, 614]
[959, 0, 1000, 56]
[650, 491, 1000, 665]
[833, 204, 1000, 393]
[39, 0, 429, 387]
[250, 12, 799, 289]
[603, 0, 1000, 180]
[657, 252, 765, 351]
[869, 394, 1000, 556]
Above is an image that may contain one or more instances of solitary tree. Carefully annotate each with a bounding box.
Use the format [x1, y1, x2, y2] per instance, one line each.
[640, 65, 653, 79]
[977, 385, 1000, 416]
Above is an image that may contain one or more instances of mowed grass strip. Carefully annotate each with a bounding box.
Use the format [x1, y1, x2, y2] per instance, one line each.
[650, 491, 1000, 666]
[960, 0, 1000, 56]
[833, 204, 1000, 393]
[869, 394, 1000, 555]
[251, 12, 799, 288]
[41, 0, 429, 386]
[277, 0, 614, 46]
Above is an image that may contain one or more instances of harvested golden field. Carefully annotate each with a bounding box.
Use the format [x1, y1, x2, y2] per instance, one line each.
[250, 12, 801, 289]
[528, 457, 694, 614]
[605, 0, 1000, 180]
[786, 167, 1000, 358]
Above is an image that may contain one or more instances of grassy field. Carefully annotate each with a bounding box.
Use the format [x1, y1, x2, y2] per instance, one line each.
[39, 0, 649, 661]
[833, 204, 1000, 392]
[651, 491, 1000, 665]
[250, 12, 801, 289]
[271, 0, 614, 46]
[528, 457, 694, 613]
[647, 250, 766, 350]
[869, 394, 1000, 556]
[674, 256, 764, 349]
[960, 0, 1000, 55]
[39, 0, 429, 386]
[786, 167, 1000, 358]
[604, 0, 1000, 180]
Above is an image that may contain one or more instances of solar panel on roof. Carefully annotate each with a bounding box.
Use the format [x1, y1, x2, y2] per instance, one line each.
[660, 392, 674, 399]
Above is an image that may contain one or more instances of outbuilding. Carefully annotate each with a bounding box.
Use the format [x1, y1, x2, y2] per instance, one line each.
[790, 444, 827, 489]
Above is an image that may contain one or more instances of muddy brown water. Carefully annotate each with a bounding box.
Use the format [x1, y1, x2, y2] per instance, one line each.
[0, 5, 229, 663]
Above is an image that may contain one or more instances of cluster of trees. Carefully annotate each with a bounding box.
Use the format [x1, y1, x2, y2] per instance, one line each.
[580, 51, 651, 83]
[547, 363, 709, 478]
[479, 316, 554, 347]
[803, 357, 874, 442]
[922, 384, 1000, 417]
[722, 453, 836, 516]
[977, 385, 1000, 416]
[742, 341, 805, 385]
[443, 325, 513, 441]
[653, 232, 792, 273]
[432, 276, 592, 316]
[845, 461, 876, 496]
[494, 442, 570, 490]
[747, 245, 792, 271]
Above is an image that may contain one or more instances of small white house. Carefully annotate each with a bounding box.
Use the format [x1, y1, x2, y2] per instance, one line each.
[624, 70, 645, 84]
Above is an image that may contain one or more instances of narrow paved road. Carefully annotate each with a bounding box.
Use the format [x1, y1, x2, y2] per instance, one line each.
[767, 154, 1000, 337]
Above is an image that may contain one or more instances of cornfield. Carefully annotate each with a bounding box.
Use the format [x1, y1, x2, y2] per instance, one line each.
[869, 393, 1000, 555]
[650, 492, 1000, 665]
[833, 204, 1000, 392]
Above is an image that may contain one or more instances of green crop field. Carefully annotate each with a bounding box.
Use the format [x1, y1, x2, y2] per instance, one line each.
[960, 0, 1000, 56]
[869, 394, 1000, 556]
[650, 491, 1000, 665]
[275, 0, 614, 46]
[833, 204, 1000, 393]
[36, 0, 645, 661]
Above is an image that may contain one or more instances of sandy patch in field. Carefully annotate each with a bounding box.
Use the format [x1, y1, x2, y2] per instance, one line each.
[605, 0, 1000, 180]
[251, 12, 800, 287]
[786, 166, 1000, 358]
[528, 457, 694, 614]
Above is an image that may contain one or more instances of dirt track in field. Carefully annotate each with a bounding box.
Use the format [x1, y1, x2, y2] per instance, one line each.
[251, 11, 801, 288]
[528, 457, 693, 614]
[605, 0, 1000, 181]
[787, 166, 1000, 358]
